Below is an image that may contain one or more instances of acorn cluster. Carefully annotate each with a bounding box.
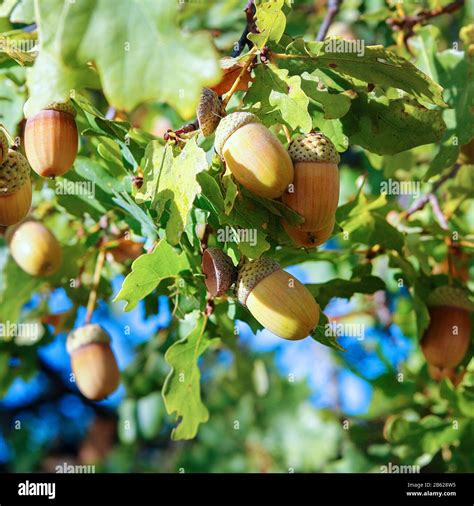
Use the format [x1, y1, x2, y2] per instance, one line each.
[197, 105, 343, 340]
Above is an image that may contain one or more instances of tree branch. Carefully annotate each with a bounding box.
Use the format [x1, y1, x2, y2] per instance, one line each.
[428, 194, 449, 230]
[387, 0, 465, 40]
[405, 164, 461, 217]
[316, 0, 343, 41]
[231, 0, 257, 57]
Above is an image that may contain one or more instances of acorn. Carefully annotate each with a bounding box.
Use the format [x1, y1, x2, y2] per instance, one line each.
[214, 112, 294, 199]
[24, 101, 78, 177]
[7, 219, 62, 276]
[0, 150, 32, 226]
[283, 216, 335, 249]
[421, 287, 473, 369]
[282, 133, 340, 231]
[67, 324, 120, 401]
[202, 247, 237, 297]
[236, 257, 320, 340]
[197, 88, 223, 137]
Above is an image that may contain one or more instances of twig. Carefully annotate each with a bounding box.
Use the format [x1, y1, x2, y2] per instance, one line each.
[387, 0, 465, 41]
[221, 48, 257, 109]
[428, 194, 449, 230]
[405, 164, 461, 217]
[316, 0, 343, 41]
[231, 0, 257, 57]
[85, 248, 106, 324]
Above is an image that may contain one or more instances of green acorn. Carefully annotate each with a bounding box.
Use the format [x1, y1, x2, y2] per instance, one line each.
[236, 257, 320, 340]
[214, 112, 294, 199]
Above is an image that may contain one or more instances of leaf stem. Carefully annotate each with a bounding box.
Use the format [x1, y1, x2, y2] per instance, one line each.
[221, 48, 257, 109]
[85, 248, 106, 324]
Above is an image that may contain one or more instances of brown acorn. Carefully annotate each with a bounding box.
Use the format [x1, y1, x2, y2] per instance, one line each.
[0, 150, 32, 226]
[7, 219, 62, 276]
[196, 88, 223, 137]
[67, 324, 120, 401]
[282, 133, 340, 231]
[214, 112, 294, 199]
[24, 101, 78, 177]
[421, 287, 473, 369]
[202, 247, 237, 297]
[283, 216, 335, 249]
[236, 257, 320, 340]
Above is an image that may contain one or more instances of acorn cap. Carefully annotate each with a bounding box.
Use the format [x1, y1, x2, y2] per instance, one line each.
[197, 88, 223, 137]
[66, 323, 111, 354]
[288, 132, 340, 164]
[428, 286, 474, 312]
[202, 247, 237, 297]
[45, 101, 77, 118]
[0, 150, 30, 196]
[214, 111, 260, 158]
[236, 257, 280, 305]
[0, 129, 8, 165]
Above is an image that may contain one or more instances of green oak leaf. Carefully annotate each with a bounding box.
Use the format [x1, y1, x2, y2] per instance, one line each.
[301, 72, 352, 119]
[244, 64, 311, 131]
[341, 92, 446, 155]
[248, 0, 286, 49]
[283, 38, 446, 107]
[25, 0, 220, 118]
[0, 258, 41, 333]
[267, 64, 311, 131]
[138, 138, 208, 245]
[114, 241, 191, 311]
[162, 313, 217, 440]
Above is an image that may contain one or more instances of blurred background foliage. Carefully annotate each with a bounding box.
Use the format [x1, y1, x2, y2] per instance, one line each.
[0, 0, 473, 473]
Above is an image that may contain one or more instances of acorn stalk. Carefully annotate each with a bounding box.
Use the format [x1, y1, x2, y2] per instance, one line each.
[237, 257, 320, 340]
[214, 112, 294, 199]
